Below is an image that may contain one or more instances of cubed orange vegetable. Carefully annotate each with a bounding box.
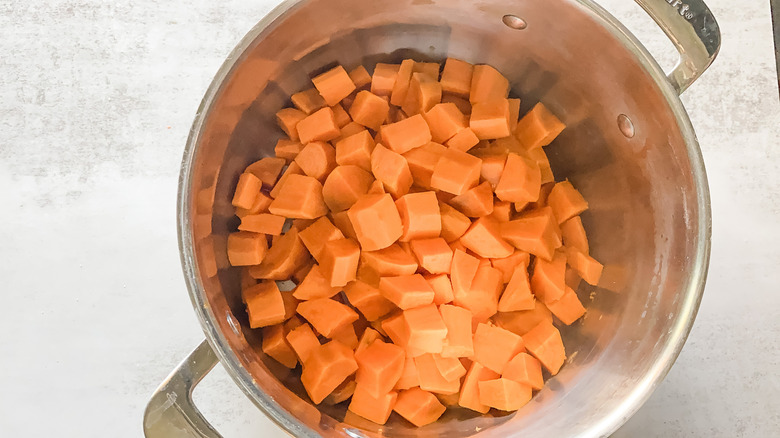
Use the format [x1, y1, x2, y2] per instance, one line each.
[565, 246, 602, 286]
[403, 303, 448, 354]
[441, 58, 473, 97]
[370, 144, 414, 198]
[460, 216, 514, 259]
[439, 201, 472, 242]
[235, 191, 273, 218]
[415, 353, 460, 395]
[330, 210, 359, 241]
[244, 281, 287, 328]
[248, 226, 310, 280]
[348, 384, 397, 425]
[433, 353, 467, 381]
[330, 103, 352, 128]
[430, 148, 482, 195]
[361, 243, 419, 276]
[500, 207, 561, 261]
[561, 216, 589, 254]
[291, 87, 326, 115]
[503, 352, 544, 390]
[409, 238, 452, 274]
[490, 250, 531, 283]
[424, 273, 454, 305]
[498, 264, 535, 312]
[355, 327, 383, 356]
[297, 298, 359, 337]
[402, 73, 442, 116]
[458, 362, 499, 413]
[323, 379, 357, 405]
[381, 312, 411, 350]
[394, 388, 446, 427]
[276, 107, 307, 141]
[367, 179, 385, 194]
[424, 102, 467, 144]
[450, 249, 480, 302]
[454, 265, 503, 322]
[296, 107, 341, 144]
[470, 64, 509, 103]
[355, 339, 405, 398]
[548, 180, 589, 224]
[335, 129, 375, 172]
[269, 161, 303, 198]
[298, 216, 344, 262]
[445, 127, 480, 152]
[344, 280, 396, 321]
[508, 98, 521, 133]
[371, 63, 400, 96]
[526, 144, 555, 183]
[245, 157, 287, 188]
[274, 139, 305, 161]
[286, 323, 321, 363]
[312, 65, 356, 106]
[301, 341, 358, 404]
[494, 152, 541, 204]
[493, 300, 553, 336]
[413, 61, 440, 79]
[531, 250, 566, 303]
[379, 274, 435, 310]
[262, 323, 298, 368]
[227, 231, 268, 266]
[347, 65, 371, 88]
[442, 93, 472, 115]
[395, 191, 442, 241]
[470, 98, 511, 140]
[547, 285, 586, 325]
[438, 304, 474, 358]
[348, 193, 403, 251]
[489, 201, 513, 223]
[381, 114, 432, 154]
[293, 141, 337, 182]
[292, 264, 340, 300]
[478, 378, 532, 411]
[449, 181, 494, 218]
[268, 174, 328, 219]
[238, 213, 286, 235]
[390, 59, 415, 106]
[320, 238, 360, 287]
[403, 141, 446, 188]
[472, 323, 525, 374]
[395, 354, 420, 390]
[349, 90, 390, 131]
[515, 102, 565, 149]
[523, 320, 566, 375]
[232, 172, 262, 210]
[322, 165, 374, 212]
[337, 121, 366, 142]
[480, 153, 507, 189]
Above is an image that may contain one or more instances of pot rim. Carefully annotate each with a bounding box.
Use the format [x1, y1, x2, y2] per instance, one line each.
[176, 0, 712, 436]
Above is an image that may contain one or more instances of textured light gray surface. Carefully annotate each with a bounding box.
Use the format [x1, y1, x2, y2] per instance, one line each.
[0, 0, 778, 436]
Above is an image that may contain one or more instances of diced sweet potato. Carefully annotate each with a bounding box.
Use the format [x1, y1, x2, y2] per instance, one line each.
[295, 141, 337, 182]
[494, 152, 541, 204]
[478, 378, 532, 411]
[403, 141, 446, 188]
[470, 98, 511, 140]
[547, 285, 587, 325]
[409, 238, 452, 274]
[404, 303, 448, 354]
[274, 139, 305, 161]
[515, 102, 565, 149]
[439, 304, 474, 358]
[548, 180, 589, 224]
[320, 238, 360, 287]
[530, 250, 567, 303]
[379, 275, 435, 310]
[500, 207, 561, 261]
[424, 102, 467, 144]
[449, 181, 494, 218]
[441, 58, 473, 97]
[322, 165, 374, 212]
[453, 265, 503, 322]
[472, 323, 525, 374]
[227, 231, 268, 266]
[395, 354, 421, 390]
[446, 127, 480, 152]
[439, 201, 472, 242]
[276, 107, 307, 141]
[238, 213, 286, 235]
[296, 107, 341, 144]
[335, 129, 375, 172]
[459, 361, 499, 413]
[371, 63, 400, 96]
[394, 388, 446, 427]
[565, 246, 603, 286]
[248, 226, 310, 280]
[361, 243, 419, 276]
[268, 174, 329, 219]
[348, 193, 403, 251]
[297, 298, 359, 337]
[371, 144, 414, 198]
[286, 323, 321, 363]
[344, 280, 396, 321]
[312, 65, 356, 106]
[381, 114, 432, 154]
[232, 172, 262, 210]
[503, 352, 544, 390]
[355, 340, 405, 398]
[262, 324, 298, 368]
[395, 191, 442, 241]
[292, 87, 327, 115]
[470, 64, 509, 103]
[348, 384, 397, 425]
[292, 264, 340, 300]
[349, 65, 372, 88]
[301, 341, 358, 404]
[415, 353, 460, 395]
[244, 281, 287, 328]
[430, 148, 482, 195]
[245, 157, 287, 188]
[498, 264, 535, 312]
[522, 320, 566, 375]
[349, 90, 390, 131]
[561, 216, 589, 254]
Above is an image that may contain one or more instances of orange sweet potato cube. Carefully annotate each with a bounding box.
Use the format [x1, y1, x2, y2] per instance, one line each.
[301, 341, 358, 404]
[244, 281, 287, 328]
[322, 165, 374, 212]
[371, 63, 400, 96]
[355, 340, 406, 398]
[500, 207, 561, 261]
[291, 87, 327, 115]
[409, 238, 452, 274]
[515, 102, 565, 149]
[404, 303, 448, 354]
[349, 90, 390, 131]
[298, 216, 344, 262]
[547, 285, 587, 325]
[449, 181, 494, 218]
[490, 250, 531, 283]
[232, 172, 262, 209]
[478, 378, 532, 411]
[522, 320, 566, 375]
[503, 352, 544, 390]
[393, 387, 446, 427]
[262, 323, 298, 368]
[439, 304, 474, 358]
[547, 180, 589, 224]
[453, 265, 503, 322]
[296, 107, 341, 144]
[347, 193, 403, 251]
[227, 231, 268, 266]
[297, 298, 359, 337]
[472, 323, 525, 374]
[335, 129, 375, 172]
[445, 127, 480, 152]
[564, 246, 602, 286]
[460, 216, 514, 259]
[312, 65, 356, 106]
[286, 323, 321, 363]
[276, 107, 307, 141]
[292, 264, 340, 300]
[439, 201, 472, 242]
[470, 98, 511, 140]
[530, 250, 567, 303]
[395, 191, 442, 242]
[238, 213, 286, 235]
[379, 274, 435, 310]
[390, 59, 415, 106]
[245, 157, 286, 188]
[402, 141, 446, 188]
[344, 279, 396, 321]
[430, 148, 482, 195]
[347, 384, 398, 425]
[349, 65, 372, 88]
[495, 152, 542, 204]
[370, 144, 413, 198]
[274, 139, 305, 162]
[414, 353, 460, 395]
[402, 72, 442, 116]
[459, 361, 499, 413]
[320, 238, 361, 287]
[360, 243, 419, 277]
[441, 57, 474, 97]
[268, 174, 328, 219]
[561, 216, 589, 254]
[424, 102, 468, 144]
[381, 114, 432, 154]
[470, 64, 509, 103]
[424, 273, 454, 305]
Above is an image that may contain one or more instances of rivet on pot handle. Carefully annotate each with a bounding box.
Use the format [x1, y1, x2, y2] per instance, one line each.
[143, 340, 223, 438]
[635, 0, 720, 94]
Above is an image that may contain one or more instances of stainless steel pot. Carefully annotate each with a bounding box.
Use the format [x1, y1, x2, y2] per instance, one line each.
[144, 0, 718, 436]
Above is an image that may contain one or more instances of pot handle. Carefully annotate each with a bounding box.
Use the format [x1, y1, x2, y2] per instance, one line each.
[634, 0, 720, 94]
[143, 340, 223, 438]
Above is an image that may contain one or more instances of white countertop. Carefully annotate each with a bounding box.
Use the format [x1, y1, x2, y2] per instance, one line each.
[1, 0, 778, 436]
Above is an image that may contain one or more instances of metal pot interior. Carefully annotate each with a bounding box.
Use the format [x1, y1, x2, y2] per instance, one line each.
[180, 0, 709, 436]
